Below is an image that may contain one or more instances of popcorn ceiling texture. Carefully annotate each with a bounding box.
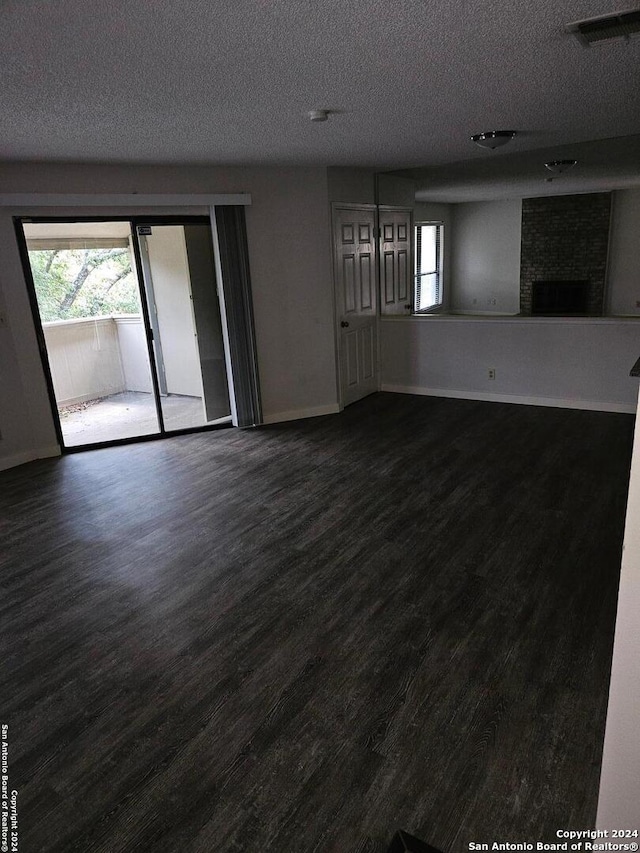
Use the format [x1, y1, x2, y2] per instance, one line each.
[0, 0, 639, 169]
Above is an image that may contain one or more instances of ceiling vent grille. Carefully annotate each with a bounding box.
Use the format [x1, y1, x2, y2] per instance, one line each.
[566, 8, 640, 46]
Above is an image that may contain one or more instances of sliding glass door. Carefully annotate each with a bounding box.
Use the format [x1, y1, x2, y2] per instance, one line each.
[20, 216, 231, 450]
[136, 223, 230, 432]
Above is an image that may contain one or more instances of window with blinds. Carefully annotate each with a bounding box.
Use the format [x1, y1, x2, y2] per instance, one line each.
[414, 223, 443, 312]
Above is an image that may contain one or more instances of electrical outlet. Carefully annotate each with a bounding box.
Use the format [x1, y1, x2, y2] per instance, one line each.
[488, 368, 496, 380]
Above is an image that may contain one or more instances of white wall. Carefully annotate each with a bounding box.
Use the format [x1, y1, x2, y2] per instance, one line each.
[381, 316, 640, 412]
[377, 173, 416, 207]
[145, 226, 202, 397]
[596, 384, 640, 826]
[607, 189, 640, 317]
[43, 317, 125, 405]
[450, 199, 522, 314]
[114, 317, 154, 393]
[0, 163, 337, 468]
[327, 167, 375, 204]
[414, 202, 451, 222]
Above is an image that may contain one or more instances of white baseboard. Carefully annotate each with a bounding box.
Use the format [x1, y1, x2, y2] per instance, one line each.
[0, 444, 61, 472]
[380, 384, 636, 414]
[262, 403, 341, 425]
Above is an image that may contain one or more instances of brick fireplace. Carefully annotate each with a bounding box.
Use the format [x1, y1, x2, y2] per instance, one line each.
[519, 193, 611, 315]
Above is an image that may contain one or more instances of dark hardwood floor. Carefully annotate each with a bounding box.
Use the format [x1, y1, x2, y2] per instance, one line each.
[0, 393, 634, 852]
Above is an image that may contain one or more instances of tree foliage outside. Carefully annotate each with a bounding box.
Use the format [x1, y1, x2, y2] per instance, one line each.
[30, 248, 141, 322]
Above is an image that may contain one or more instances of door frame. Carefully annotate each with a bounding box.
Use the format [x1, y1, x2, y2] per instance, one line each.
[14, 213, 234, 453]
[330, 202, 381, 410]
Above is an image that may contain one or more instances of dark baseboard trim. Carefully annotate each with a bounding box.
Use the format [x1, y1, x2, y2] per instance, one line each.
[387, 830, 444, 853]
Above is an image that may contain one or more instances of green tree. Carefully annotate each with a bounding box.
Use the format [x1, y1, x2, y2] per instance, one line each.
[30, 248, 139, 321]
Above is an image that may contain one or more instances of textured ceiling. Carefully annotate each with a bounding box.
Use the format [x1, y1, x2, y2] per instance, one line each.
[1, 0, 640, 180]
[399, 134, 640, 202]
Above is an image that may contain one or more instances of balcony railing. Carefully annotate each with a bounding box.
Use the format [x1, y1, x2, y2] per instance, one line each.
[42, 315, 153, 408]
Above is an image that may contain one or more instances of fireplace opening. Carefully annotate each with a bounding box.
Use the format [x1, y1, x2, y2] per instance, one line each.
[532, 280, 590, 315]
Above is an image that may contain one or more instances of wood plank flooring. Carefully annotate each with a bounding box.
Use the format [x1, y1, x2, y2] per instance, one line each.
[0, 393, 634, 852]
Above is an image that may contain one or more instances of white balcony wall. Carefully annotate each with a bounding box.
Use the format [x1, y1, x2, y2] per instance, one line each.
[113, 317, 153, 393]
[42, 315, 152, 406]
[43, 317, 125, 406]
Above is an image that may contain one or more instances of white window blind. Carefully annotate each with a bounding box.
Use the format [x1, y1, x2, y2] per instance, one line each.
[415, 223, 443, 311]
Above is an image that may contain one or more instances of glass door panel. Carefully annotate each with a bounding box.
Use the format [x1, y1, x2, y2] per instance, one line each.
[22, 220, 160, 447]
[135, 223, 231, 432]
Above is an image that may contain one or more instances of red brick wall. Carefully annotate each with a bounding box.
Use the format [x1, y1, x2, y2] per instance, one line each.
[520, 193, 611, 315]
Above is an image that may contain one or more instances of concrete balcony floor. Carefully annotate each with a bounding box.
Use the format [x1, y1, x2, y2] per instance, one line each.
[59, 391, 219, 447]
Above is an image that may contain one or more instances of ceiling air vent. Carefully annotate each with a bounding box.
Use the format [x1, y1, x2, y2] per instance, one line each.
[566, 8, 640, 46]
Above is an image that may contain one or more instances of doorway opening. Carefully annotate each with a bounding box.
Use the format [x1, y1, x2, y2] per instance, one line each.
[19, 217, 232, 450]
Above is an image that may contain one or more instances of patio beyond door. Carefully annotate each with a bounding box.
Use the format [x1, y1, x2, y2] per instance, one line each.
[21, 217, 231, 449]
